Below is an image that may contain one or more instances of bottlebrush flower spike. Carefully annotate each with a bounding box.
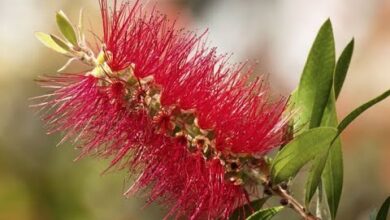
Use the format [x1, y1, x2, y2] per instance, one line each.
[33, 0, 289, 219]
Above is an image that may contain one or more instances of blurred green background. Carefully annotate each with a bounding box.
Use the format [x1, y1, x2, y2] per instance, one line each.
[0, 0, 389, 219]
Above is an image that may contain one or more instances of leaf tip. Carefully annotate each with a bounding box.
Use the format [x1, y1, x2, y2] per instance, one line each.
[56, 10, 66, 17]
[34, 31, 43, 38]
[324, 18, 333, 28]
[347, 38, 355, 49]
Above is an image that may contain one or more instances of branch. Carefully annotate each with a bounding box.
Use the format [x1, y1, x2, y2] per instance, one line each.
[271, 185, 320, 220]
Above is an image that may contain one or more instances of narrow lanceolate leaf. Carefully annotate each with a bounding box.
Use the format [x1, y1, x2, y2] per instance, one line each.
[296, 19, 336, 129]
[321, 91, 343, 220]
[35, 32, 70, 54]
[376, 197, 390, 220]
[306, 79, 342, 220]
[338, 89, 390, 134]
[271, 127, 337, 184]
[305, 38, 354, 215]
[246, 206, 284, 220]
[56, 10, 78, 45]
[334, 39, 354, 99]
[305, 151, 328, 206]
[78, 8, 85, 43]
[297, 20, 337, 206]
[230, 197, 269, 220]
[322, 138, 342, 220]
[50, 34, 71, 51]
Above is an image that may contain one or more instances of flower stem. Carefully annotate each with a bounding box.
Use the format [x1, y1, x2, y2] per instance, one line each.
[255, 158, 319, 220]
[271, 185, 320, 220]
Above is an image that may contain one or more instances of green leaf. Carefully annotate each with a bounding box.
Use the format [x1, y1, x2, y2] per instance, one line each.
[287, 89, 297, 111]
[338, 89, 390, 134]
[376, 197, 390, 220]
[246, 206, 284, 220]
[271, 127, 338, 184]
[322, 137, 343, 220]
[295, 19, 336, 129]
[319, 89, 343, 220]
[334, 39, 354, 99]
[306, 38, 353, 216]
[230, 197, 269, 220]
[305, 90, 343, 211]
[50, 34, 71, 51]
[56, 10, 78, 45]
[305, 151, 328, 206]
[35, 32, 70, 54]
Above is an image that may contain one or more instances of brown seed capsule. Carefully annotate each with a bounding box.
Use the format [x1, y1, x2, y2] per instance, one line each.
[280, 198, 289, 206]
[230, 162, 239, 170]
[280, 182, 288, 190]
[263, 188, 273, 196]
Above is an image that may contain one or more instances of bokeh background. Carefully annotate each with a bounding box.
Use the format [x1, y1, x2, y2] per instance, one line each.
[0, 0, 389, 219]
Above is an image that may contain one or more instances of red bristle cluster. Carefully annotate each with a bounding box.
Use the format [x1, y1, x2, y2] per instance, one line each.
[156, 52, 287, 154]
[34, 0, 288, 219]
[34, 74, 128, 155]
[127, 134, 248, 220]
[100, 0, 287, 154]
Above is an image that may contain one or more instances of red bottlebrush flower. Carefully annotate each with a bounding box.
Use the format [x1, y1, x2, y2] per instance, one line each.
[34, 0, 289, 219]
[99, 0, 287, 154]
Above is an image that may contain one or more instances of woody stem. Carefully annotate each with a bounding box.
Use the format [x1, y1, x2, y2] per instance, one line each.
[270, 185, 320, 220]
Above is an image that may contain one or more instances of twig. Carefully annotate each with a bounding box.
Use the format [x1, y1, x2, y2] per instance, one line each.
[270, 185, 320, 220]
[254, 158, 320, 220]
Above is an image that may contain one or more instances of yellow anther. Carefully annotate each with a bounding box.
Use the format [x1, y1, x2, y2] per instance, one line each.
[96, 50, 106, 65]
